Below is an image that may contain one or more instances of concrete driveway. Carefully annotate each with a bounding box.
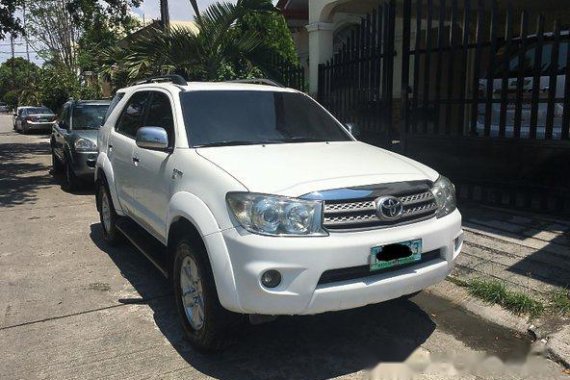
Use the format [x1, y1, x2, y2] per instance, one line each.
[0, 114, 565, 380]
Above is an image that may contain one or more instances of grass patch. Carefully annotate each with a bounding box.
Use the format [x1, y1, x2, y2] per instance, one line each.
[466, 279, 544, 318]
[549, 289, 570, 315]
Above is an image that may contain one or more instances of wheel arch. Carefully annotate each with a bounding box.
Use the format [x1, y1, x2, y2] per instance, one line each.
[167, 193, 241, 312]
[95, 152, 124, 216]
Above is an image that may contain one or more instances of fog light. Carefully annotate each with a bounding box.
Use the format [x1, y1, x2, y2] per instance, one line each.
[261, 270, 281, 288]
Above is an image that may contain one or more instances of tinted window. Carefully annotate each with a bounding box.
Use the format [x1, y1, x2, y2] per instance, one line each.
[104, 92, 125, 123]
[116, 92, 150, 138]
[72, 104, 109, 130]
[145, 92, 175, 145]
[180, 91, 350, 147]
[59, 104, 71, 129]
[27, 107, 53, 114]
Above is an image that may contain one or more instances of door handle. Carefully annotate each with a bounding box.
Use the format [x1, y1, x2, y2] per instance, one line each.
[132, 157, 140, 164]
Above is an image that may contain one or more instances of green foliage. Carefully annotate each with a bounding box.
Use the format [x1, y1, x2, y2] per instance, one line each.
[549, 289, 570, 315]
[37, 66, 81, 112]
[102, 0, 299, 86]
[0, 57, 40, 98]
[3, 90, 20, 109]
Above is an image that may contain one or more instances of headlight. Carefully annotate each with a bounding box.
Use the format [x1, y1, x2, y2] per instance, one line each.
[226, 192, 327, 237]
[430, 176, 457, 218]
[74, 138, 97, 152]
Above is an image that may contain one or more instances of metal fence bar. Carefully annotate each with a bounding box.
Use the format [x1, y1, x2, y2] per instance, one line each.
[563, 29, 570, 140]
[422, 0, 434, 133]
[445, 0, 458, 135]
[401, 0, 412, 143]
[412, 0, 423, 134]
[529, 14, 545, 140]
[545, 20, 561, 140]
[470, 0, 485, 135]
[513, 11, 528, 139]
[498, 3, 513, 138]
[433, 0, 446, 134]
[457, 0, 470, 136]
[483, 1, 498, 137]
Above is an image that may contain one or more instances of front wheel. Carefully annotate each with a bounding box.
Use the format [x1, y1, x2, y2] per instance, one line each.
[173, 238, 243, 352]
[63, 159, 80, 191]
[52, 150, 63, 174]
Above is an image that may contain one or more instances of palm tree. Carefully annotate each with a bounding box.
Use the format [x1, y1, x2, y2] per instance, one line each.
[102, 0, 278, 83]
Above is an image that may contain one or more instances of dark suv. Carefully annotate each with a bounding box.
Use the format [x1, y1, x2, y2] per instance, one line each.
[51, 100, 111, 190]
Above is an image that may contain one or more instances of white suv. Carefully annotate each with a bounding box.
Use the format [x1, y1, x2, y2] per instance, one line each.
[95, 76, 463, 351]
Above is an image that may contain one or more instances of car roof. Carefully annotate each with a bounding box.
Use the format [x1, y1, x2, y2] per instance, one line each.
[71, 99, 112, 106]
[123, 81, 300, 94]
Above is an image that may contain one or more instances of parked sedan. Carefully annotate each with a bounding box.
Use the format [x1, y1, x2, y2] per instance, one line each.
[51, 100, 111, 190]
[0, 102, 10, 113]
[14, 106, 56, 133]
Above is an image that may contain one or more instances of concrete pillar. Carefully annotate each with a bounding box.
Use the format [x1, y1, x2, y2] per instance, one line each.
[306, 22, 335, 95]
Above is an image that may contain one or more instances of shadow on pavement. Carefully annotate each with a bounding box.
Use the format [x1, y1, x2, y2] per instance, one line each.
[89, 223, 436, 380]
[0, 141, 54, 207]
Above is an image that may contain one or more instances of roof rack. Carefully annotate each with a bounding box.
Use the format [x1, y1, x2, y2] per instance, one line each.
[134, 74, 188, 86]
[226, 78, 284, 87]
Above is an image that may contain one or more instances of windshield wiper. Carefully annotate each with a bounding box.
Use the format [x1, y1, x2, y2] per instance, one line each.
[194, 140, 283, 148]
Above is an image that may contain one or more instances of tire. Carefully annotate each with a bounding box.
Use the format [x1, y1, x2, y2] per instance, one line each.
[22, 123, 28, 134]
[97, 180, 122, 245]
[52, 150, 63, 174]
[63, 158, 80, 191]
[173, 237, 243, 352]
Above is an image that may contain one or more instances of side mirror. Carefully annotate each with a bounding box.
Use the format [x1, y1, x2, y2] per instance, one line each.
[136, 127, 169, 151]
[345, 123, 360, 139]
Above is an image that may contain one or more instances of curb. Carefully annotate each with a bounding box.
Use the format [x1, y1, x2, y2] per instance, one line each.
[423, 278, 570, 369]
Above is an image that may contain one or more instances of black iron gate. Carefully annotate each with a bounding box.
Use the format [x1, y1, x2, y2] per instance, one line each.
[399, 0, 570, 214]
[318, 1, 396, 147]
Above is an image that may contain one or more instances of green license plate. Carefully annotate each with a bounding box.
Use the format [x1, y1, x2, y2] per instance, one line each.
[370, 239, 422, 271]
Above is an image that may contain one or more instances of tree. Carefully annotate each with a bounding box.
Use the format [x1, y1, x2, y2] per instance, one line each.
[0, 57, 40, 99]
[0, 0, 24, 39]
[26, 0, 81, 72]
[101, 0, 297, 83]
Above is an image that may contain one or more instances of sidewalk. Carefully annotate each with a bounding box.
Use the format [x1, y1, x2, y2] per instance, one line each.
[457, 205, 570, 300]
[449, 204, 570, 367]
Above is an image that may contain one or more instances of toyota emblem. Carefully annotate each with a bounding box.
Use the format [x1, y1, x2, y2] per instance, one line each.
[376, 196, 404, 220]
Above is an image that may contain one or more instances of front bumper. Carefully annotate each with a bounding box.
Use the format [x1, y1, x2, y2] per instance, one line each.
[70, 151, 98, 179]
[207, 209, 463, 315]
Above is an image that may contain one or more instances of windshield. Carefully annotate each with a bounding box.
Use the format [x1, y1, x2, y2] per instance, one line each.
[72, 104, 109, 130]
[180, 91, 351, 147]
[28, 107, 53, 114]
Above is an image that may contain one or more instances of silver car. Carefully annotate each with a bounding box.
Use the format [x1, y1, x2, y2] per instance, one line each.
[13, 106, 56, 133]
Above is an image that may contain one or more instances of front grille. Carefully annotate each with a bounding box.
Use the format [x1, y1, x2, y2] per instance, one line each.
[323, 190, 438, 231]
[318, 249, 441, 285]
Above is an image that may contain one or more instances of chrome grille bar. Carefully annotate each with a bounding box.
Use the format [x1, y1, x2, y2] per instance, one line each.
[323, 190, 438, 230]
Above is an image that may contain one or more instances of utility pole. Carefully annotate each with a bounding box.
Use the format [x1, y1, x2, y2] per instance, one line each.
[160, 0, 170, 28]
[23, 1, 30, 64]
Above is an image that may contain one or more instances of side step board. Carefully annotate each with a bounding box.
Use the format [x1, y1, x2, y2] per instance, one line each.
[116, 218, 170, 278]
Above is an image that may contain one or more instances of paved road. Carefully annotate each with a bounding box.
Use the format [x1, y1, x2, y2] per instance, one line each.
[0, 114, 566, 379]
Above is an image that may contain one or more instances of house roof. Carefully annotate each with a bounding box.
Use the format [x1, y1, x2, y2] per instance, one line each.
[276, 0, 308, 21]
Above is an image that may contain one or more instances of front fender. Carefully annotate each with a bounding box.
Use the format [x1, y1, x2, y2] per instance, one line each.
[95, 152, 125, 216]
[167, 192, 240, 312]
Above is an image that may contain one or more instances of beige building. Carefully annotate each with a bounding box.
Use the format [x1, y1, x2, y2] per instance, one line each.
[278, 0, 396, 94]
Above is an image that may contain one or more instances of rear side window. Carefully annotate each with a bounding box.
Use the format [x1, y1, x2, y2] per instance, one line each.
[115, 92, 150, 138]
[145, 92, 175, 146]
[104, 92, 125, 123]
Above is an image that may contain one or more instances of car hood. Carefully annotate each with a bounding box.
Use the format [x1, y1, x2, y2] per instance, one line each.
[196, 141, 439, 196]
